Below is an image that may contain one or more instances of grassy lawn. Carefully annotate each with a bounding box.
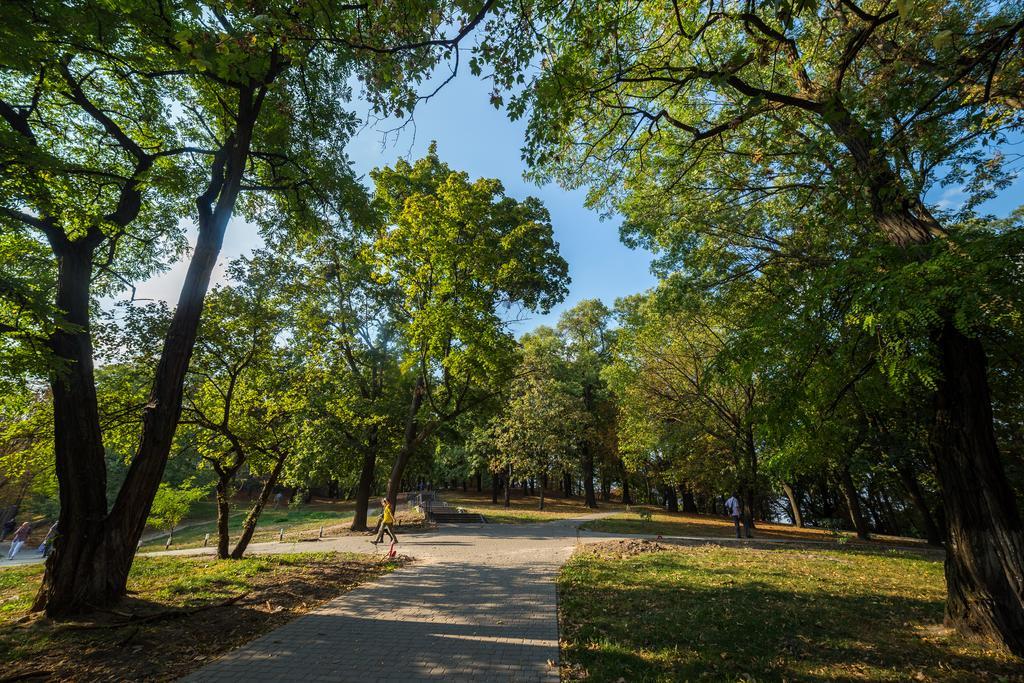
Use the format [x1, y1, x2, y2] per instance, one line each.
[442, 490, 628, 524]
[139, 500, 361, 551]
[559, 541, 1022, 682]
[0, 551, 402, 681]
[581, 510, 929, 547]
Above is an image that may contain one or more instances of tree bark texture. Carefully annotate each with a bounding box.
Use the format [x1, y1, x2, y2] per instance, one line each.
[930, 321, 1024, 655]
[350, 434, 378, 532]
[782, 482, 804, 528]
[215, 474, 233, 559]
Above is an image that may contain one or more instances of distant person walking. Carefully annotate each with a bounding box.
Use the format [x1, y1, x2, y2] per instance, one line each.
[725, 493, 751, 539]
[372, 498, 397, 546]
[7, 522, 31, 560]
[273, 491, 284, 509]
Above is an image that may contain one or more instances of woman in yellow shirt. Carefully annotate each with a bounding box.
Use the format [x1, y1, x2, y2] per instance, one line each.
[373, 498, 398, 545]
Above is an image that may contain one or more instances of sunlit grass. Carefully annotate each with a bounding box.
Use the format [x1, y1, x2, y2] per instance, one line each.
[139, 500, 359, 551]
[559, 544, 1021, 681]
[582, 510, 929, 547]
[443, 490, 629, 524]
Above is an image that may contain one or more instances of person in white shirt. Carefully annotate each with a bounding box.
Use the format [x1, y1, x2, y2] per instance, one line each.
[725, 493, 751, 539]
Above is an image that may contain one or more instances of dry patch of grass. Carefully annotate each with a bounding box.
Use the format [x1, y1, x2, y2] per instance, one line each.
[559, 543, 1021, 682]
[0, 552, 404, 681]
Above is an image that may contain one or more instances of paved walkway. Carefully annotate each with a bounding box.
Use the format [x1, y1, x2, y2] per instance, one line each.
[180, 515, 617, 682]
[177, 510, 895, 682]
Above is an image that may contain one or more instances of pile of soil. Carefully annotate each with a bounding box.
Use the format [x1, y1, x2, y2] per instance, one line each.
[584, 538, 669, 558]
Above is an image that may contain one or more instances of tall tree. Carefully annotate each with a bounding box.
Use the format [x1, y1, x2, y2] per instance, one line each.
[489, 0, 1024, 652]
[369, 146, 569, 509]
[289, 211, 404, 531]
[557, 299, 615, 508]
[2, 0, 506, 615]
[178, 254, 295, 559]
[491, 329, 587, 509]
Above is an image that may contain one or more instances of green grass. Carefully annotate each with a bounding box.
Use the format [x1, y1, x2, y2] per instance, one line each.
[582, 511, 929, 546]
[0, 552, 400, 679]
[139, 501, 357, 551]
[559, 543, 1022, 681]
[0, 552, 358, 624]
[0, 564, 41, 617]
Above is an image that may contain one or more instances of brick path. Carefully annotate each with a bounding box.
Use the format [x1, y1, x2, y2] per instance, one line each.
[180, 517, 600, 682]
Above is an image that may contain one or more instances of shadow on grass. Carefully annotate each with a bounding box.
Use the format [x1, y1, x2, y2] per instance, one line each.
[0, 553, 395, 681]
[559, 552, 1021, 682]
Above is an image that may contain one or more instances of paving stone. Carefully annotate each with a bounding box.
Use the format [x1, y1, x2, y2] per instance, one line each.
[179, 513, 626, 682]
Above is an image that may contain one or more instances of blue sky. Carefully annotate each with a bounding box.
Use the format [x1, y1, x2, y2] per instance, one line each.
[132, 59, 1022, 334]
[133, 65, 658, 334]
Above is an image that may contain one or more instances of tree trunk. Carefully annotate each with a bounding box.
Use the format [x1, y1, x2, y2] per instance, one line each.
[350, 434, 377, 532]
[930, 320, 1024, 655]
[35, 108, 258, 616]
[215, 473, 233, 559]
[581, 382, 598, 508]
[744, 428, 759, 529]
[231, 452, 287, 559]
[895, 463, 943, 546]
[782, 482, 804, 528]
[839, 466, 871, 540]
[385, 378, 426, 511]
[743, 486, 757, 532]
[476, 472, 482, 493]
[581, 444, 597, 508]
[621, 474, 632, 505]
[491, 471, 499, 504]
[663, 485, 679, 512]
[679, 483, 698, 513]
[539, 483, 545, 510]
[600, 476, 611, 502]
[504, 466, 511, 509]
[561, 471, 571, 498]
[823, 100, 1024, 652]
[34, 244, 114, 615]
